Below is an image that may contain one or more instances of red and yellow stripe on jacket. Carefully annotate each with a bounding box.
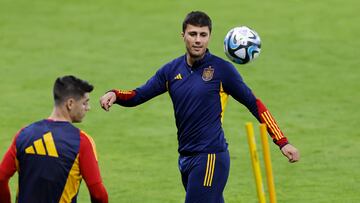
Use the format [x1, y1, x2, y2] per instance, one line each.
[256, 99, 288, 148]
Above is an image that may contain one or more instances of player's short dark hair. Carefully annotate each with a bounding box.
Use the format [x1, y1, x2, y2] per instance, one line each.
[53, 75, 94, 105]
[182, 11, 212, 33]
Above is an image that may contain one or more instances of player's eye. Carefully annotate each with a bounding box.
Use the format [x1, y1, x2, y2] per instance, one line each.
[188, 32, 197, 36]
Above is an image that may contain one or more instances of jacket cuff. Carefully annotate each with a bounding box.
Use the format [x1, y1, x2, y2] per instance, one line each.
[275, 137, 289, 149]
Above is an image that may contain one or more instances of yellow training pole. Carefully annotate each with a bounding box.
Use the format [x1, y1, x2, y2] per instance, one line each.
[246, 122, 266, 203]
[260, 124, 277, 203]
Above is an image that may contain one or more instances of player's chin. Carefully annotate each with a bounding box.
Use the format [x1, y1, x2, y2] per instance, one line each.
[189, 49, 206, 58]
[73, 116, 85, 123]
[72, 119, 82, 123]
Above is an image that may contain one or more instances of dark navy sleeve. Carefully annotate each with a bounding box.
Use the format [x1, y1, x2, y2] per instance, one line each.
[112, 65, 168, 107]
[220, 62, 289, 147]
[221, 62, 260, 121]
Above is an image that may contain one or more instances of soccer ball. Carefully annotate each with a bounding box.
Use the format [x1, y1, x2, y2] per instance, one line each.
[224, 26, 261, 65]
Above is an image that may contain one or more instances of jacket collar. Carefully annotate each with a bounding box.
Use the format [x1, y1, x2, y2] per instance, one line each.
[185, 49, 211, 68]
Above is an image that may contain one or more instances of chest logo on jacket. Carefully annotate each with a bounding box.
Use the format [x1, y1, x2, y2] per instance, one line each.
[202, 66, 214, 81]
[174, 73, 183, 80]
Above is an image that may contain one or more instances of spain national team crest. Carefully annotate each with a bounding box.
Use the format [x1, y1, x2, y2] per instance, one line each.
[202, 66, 214, 81]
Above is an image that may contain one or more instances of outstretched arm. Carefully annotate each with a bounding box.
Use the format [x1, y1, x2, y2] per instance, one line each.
[255, 99, 300, 162]
[99, 66, 168, 111]
[222, 63, 299, 162]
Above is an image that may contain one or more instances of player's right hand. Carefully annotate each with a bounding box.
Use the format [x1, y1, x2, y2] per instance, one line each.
[100, 91, 116, 111]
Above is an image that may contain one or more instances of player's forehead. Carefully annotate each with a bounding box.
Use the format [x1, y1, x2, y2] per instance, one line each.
[184, 24, 210, 34]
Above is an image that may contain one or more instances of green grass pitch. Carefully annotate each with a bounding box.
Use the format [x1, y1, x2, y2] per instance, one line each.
[0, 0, 359, 202]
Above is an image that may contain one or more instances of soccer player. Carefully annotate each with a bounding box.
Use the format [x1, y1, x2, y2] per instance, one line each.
[99, 11, 300, 203]
[0, 76, 108, 203]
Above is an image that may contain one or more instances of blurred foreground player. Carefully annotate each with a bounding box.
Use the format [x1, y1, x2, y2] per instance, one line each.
[0, 75, 108, 203]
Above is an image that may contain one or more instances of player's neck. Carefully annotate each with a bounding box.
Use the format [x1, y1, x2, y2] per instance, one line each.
[186, 53, 204, 67]
[48, 107, 72, 122]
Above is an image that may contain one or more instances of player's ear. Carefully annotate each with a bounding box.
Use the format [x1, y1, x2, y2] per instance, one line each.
[181, 32, 185, 38]
[66, 98, 75, 111]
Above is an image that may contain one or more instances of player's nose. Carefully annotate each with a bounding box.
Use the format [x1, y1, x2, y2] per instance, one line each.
[195, 34, 201, 42]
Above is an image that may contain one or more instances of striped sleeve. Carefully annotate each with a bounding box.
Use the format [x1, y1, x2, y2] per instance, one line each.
[111, 89, 138, 107]
[111, 64, 168, 107]
[256, 99, 289, 148]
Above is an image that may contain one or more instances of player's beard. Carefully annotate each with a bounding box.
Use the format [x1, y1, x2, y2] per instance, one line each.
[187, 46, 206, 60]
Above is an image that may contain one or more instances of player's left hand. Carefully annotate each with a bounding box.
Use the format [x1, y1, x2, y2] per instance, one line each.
[281, 144, 300, 163]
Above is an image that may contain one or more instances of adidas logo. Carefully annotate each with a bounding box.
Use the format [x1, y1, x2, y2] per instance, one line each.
[25, 132, 59, 157]
[174, 73, 182, 80]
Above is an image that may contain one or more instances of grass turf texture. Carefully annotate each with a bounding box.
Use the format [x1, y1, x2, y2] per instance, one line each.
[0, 0, 359, 202]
